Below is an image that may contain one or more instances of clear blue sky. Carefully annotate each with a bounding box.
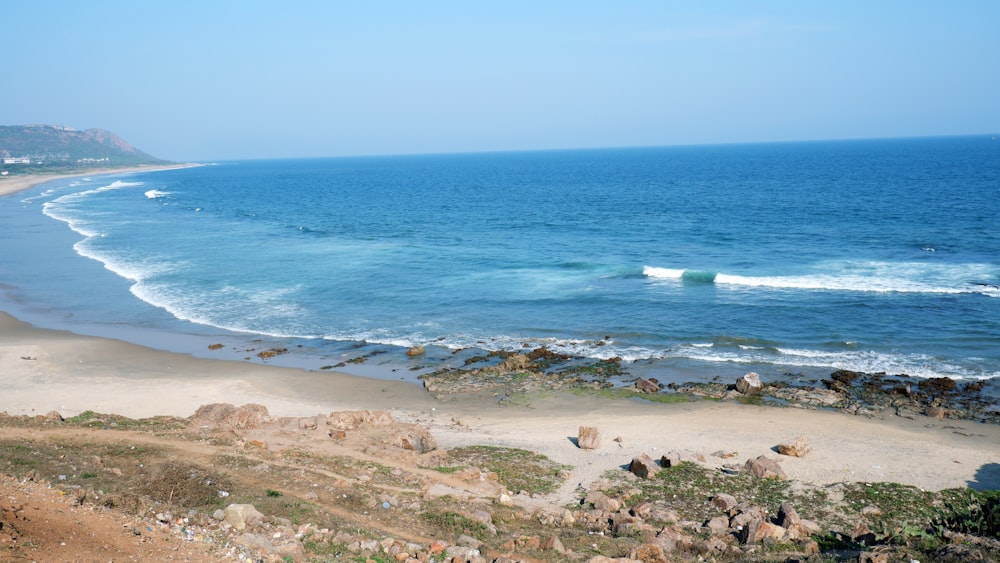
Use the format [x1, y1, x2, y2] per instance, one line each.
[2, 1, 997, 161]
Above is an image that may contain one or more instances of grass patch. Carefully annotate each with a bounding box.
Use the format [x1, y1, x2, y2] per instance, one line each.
[444, 445, 570, 495]
[421, 509, 491, 541]
[602, 462, 797, 525]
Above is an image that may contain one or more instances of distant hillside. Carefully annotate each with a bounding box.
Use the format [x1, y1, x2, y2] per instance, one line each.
[0, 125, 168, 170]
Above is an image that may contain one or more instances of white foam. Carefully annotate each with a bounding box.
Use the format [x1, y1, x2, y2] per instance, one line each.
[643, 266, 685, 279]
[675, 343, 998, 381]
[645, 261, 1000, 296]
[144, 189, 171, 199]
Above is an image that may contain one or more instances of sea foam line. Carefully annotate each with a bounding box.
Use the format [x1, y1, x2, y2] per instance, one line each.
[643, 264, 998, 296]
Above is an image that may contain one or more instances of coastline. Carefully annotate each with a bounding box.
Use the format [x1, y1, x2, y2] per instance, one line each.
[0, 162, 201, 197]
[2, 309, 998, 494]
[1, 162, 997, 494]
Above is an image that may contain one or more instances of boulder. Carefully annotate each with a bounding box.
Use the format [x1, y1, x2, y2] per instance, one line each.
[628, 454, 659, 479]
[777, 502, 800, 527]
[406, 345, 425, 356]
[746, 521, 786, 544]
[926, 406, 947, 420]
[736, 372, 763, 395]
[632, 544, 669, 563]
[777, 436, 812, 457]
[745, 456, 787, 480]
[635, 378, 659, 394]
[395, 426, 437, 453]
[578, 426, 601, 450]
[223, 503, 264, 531]
[541, 535, 566, 554]
[711, 493, 738, 513]
[585, 491, 622, 512]
[705, 515, 729, 535]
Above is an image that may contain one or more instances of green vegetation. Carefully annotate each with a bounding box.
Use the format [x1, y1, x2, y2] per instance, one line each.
[420, 509, 491, 541]
[934, 490, 1000, 540]
[442, 445, 570, 495]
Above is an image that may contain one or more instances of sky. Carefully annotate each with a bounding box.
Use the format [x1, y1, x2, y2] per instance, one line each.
[2, 1, 998, 161]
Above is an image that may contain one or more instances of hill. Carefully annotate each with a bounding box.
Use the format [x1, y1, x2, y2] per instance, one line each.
[0, 125, 168, 171]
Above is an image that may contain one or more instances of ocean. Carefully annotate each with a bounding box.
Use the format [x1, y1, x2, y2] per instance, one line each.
[2, 136, 998, 390]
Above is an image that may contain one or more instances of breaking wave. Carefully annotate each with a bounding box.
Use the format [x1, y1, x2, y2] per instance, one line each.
[643, 263, 999, 297]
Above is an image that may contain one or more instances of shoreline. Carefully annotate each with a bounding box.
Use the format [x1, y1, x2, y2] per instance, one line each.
[1, 163, 998, 497]
[2, 308, 999, 494]
[0, 162, 201, 197]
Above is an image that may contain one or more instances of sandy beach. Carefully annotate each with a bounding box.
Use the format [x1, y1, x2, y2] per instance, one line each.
[2, 310, 998, 496]
[0, 163, 200, 197]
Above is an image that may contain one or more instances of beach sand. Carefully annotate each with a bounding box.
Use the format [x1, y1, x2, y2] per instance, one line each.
[2, 311, 998, 497]
[0, 163, 199, 197]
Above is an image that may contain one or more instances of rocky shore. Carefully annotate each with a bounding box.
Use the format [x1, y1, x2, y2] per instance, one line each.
[417, 347, 1000, 425]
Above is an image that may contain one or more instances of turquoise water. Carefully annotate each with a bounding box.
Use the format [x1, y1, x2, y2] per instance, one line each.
[2, 136, 998, 384]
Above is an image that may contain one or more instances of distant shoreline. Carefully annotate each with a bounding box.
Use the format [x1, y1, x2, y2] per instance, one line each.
[0, 163, 201, 198]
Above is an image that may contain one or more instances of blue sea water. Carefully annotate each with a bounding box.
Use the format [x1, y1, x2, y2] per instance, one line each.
[2, 136, 999, 387]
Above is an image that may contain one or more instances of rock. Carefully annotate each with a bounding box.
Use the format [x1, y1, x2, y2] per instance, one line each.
[44, 411, 64, 422]
[541, 535, 566, 554]
[736, 372, 763, 395]
[745, 455, 787, 480]
[297, 417, 318, 430]
[578, 426, 601, 450]
[223, 503, 264, 531]
[633, 543, 669, 563]
[628, 454, 659, 478]
[785, 519, 822, 540]
[705, 515, 729, 534]
[445, 545, 481, 560]
[858, 552, 888, 563]
[327, 410, 394, 430]
[192, 403, 269, 429]
[395, 427, 437, 453]
[406, 345, 425, 357]
[854, 522, 877, 545]
[711, 493, 738, 513]
[918, 377, 957, 394]
[586, 491, 622, 512]
[777, 436, 812, 457]
[746, 521, 786, 544]
[777, 502, 800, 527]
[926, 406, 947, 420]
[456, 534, 482, 549]
[860, 504, 882, 517]
[660, 449, 706, 467]
[635, 378, 659, 394]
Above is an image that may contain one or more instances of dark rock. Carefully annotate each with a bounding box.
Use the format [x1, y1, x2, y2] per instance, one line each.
[919, 376, 957, 394]
[629, 454, 660, 479]
[635, 378, 660, 394]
